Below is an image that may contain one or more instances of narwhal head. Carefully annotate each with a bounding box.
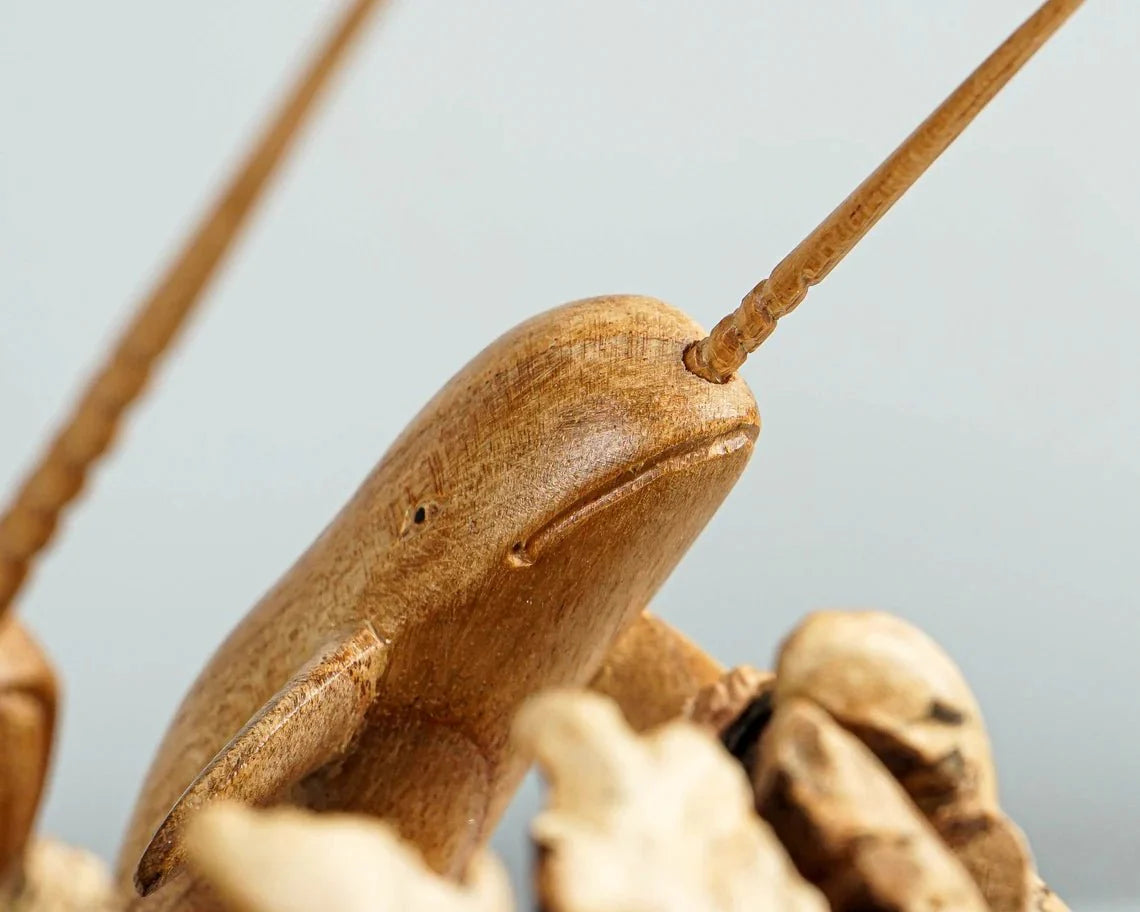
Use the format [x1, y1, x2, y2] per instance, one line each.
[332, 295, 758, 664]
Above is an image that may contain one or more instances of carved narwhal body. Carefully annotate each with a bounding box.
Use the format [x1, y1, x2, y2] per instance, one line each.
[117, 1, 1085, 902]
[120, 296, 757, 905]
[0, 0, 1085, 907]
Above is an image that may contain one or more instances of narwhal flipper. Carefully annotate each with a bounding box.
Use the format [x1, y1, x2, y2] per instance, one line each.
[590, 611, 723, 732]
[0, 618, 57, 873]
[135, 624, 388, 896]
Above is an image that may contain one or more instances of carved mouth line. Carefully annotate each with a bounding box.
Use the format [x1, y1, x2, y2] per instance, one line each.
[507, 422, 758, 568]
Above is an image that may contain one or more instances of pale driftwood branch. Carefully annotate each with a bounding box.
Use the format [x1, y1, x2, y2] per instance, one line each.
[1031, 875, 1070, 912]
[0, 839, 118, 912]
[938, 811, 1042, 912]
[776, 610, 1068, 912]
[686, 665, 774, 779]
[686, 665, 773, 736]
[185, 802, 513, 912]
[775, 610, 997, 813]
[514, 689, 826, 912]
[753, 698, 989, 912]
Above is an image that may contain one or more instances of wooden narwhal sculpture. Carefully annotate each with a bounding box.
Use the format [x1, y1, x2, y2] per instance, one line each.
[0, 0, 1084, 910]
[123, 294, 756, 906]
[120, 1, 1082, 906]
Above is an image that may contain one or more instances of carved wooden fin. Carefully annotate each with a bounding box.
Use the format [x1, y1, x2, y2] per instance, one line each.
[590, 611, 724, 732]
[133, 624, 389, 896]
[0, 618, 57, 876]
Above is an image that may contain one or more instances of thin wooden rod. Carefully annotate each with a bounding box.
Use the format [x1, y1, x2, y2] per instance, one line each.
[0, 0, 388, 615]
[686, 0, 1085, 383]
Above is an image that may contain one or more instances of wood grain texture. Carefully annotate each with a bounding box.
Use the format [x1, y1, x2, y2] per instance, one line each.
[0, 0, 386, 617]
[776, 610, 1056, 912]
[119, 296, 758, 910]
[136, 626, 389, 893]
[753, 699, 989, 912]
[589, 611, 723, 732]
[0, 619, 57, 879]
[686, 0, 1086, 381]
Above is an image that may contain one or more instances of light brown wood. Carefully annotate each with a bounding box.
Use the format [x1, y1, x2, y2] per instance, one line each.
[0, 2, 1088, 906]
[688, 665, 772, 737]
[119, 296, 759, 909]
[588, 611, 724, 732]
[686, 0, 1086, 382]
[687, 665, 774, 779]
[0, 0, 387, 617]
[136, 627, 389, 891]
[0, 619, 57, 880]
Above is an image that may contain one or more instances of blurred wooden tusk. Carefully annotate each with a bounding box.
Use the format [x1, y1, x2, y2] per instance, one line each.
[0, 0, 389, 616]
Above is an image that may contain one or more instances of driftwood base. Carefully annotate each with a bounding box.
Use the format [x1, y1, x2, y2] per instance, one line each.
[7, 611, 1075, 912]
[0, 839, 117, 912]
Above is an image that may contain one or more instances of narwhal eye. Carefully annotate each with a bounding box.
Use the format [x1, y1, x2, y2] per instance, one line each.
[400, 502, 440, 537]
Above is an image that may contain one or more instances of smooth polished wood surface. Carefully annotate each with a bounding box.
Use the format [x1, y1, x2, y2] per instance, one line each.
[590, 611, 724, 733]
[0, 619, 57, 880]
[119, 296, 758, 909]
[686, 0, 1086, 381]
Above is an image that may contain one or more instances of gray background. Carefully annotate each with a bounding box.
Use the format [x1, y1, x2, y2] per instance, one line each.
[2, 1, 1136, 907]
